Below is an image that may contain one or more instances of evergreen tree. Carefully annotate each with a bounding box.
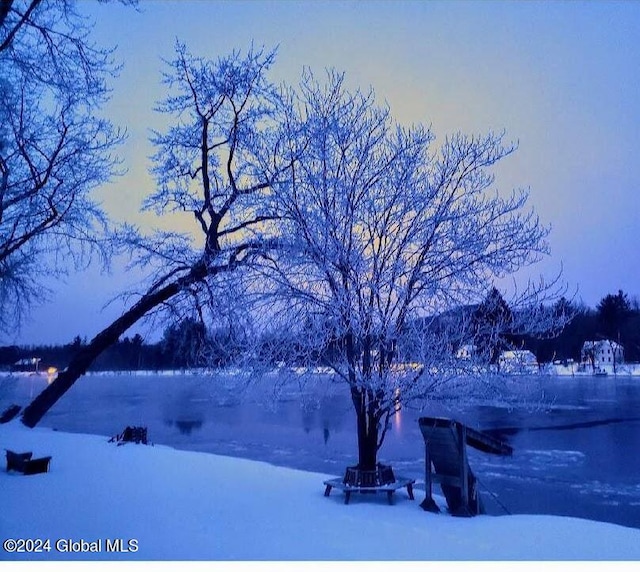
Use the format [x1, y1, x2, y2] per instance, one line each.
[161, 318, 208, 368]
[597, 290, 631, 341]
[473, 287, 513, 364]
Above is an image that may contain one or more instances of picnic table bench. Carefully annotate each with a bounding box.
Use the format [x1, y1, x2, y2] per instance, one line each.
[323, 476, 415, 505]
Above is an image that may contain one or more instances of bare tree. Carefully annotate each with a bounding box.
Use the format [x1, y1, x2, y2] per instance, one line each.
[20, 43, 292, 427]
[259, 70, 566, 470]
[0, 0, 125, 329]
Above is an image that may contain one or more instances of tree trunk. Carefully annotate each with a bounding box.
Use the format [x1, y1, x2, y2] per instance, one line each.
[21, 264, 208, 428]
[351, 386, 379, 470]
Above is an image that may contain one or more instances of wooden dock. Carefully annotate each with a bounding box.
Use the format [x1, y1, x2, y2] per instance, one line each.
[418, 417, 513, 516]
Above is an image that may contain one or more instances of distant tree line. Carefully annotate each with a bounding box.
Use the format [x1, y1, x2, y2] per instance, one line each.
[0, 318, 243, 372]
[2, 289, 638, 373]
[526, 290, 640, 363]
[463, 288, 640, 364]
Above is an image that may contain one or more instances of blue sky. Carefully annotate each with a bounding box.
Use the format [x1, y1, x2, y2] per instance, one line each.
[9, 0, 640, 345]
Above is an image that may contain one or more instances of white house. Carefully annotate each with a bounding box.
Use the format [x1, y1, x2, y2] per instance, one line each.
[498, 350, 538, 374]
[581, 340, 624, 369]
[455, 344, 476, 360]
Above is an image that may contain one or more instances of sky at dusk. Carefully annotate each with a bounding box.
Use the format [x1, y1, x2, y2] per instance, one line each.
[8, 0, 640, 346]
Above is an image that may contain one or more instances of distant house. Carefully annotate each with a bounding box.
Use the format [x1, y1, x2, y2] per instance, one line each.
[581, 340, 624, 369]
[455, 344, 476, 360]
[11, 357, 41, 373]
[498, 350, 538, 374]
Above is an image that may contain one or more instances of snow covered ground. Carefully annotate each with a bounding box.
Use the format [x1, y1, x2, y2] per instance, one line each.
[1, 420, 640, 562]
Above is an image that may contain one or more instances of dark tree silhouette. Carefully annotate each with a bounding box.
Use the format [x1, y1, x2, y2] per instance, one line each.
[473, 287, 514, 364]
[597, 290, 631, 341]
[0, 0, 126, 329]
[161, 318, 208, 368]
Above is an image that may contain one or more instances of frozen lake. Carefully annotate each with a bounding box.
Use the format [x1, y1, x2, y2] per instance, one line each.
[2, 371, 640, 529]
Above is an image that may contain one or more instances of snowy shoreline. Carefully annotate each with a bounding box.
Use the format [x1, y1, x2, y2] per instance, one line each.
[1, 421, 640, 561]
[4, 360, 640, 379]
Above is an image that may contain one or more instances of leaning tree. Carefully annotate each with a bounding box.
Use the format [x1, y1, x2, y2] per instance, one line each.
[20, 43, 293, 427]
[258, 70, 566, 471]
